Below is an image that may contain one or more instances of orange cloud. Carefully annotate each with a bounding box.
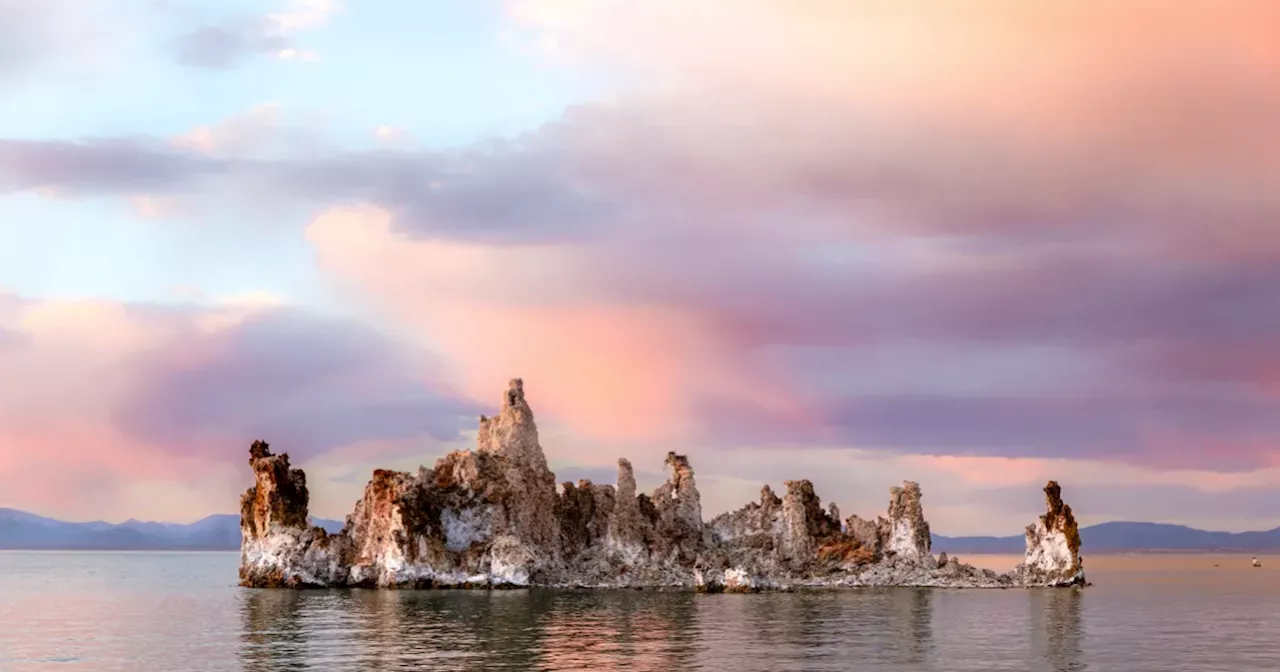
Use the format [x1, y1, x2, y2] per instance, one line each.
[308, 204, 811, 442]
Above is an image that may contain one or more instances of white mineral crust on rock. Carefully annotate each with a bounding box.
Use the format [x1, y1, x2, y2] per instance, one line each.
[1017, 481, 1087, 587]
[884, 482, 931, 562]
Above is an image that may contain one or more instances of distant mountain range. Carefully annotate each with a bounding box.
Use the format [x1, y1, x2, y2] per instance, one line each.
[0, 508, 344, 551]
[934, 521, 1280, 555]
[3, 508, 1279, 553]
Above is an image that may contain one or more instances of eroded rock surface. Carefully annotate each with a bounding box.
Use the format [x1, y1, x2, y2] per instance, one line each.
[1016, 481, 1087, 587]
[885, 482, 931, 561]
[239, 441, 349, 587]
[239, 380, 1087, 590]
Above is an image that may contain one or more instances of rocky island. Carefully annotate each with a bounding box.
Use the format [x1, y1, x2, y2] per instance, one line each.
[240, 379, 1087, 590]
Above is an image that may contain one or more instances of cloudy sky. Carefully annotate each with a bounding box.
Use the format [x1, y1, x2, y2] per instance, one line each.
[2, 0, 1279, 535]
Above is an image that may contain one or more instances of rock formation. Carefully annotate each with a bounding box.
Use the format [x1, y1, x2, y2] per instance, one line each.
[239, 441, 349, 587]
[1016, 481, 1087, 587]
[884, 481, 931, 561]
[239, 379, 1088, 590]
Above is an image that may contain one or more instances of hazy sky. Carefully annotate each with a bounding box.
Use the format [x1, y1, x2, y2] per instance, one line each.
[3, 0, 1279, 536]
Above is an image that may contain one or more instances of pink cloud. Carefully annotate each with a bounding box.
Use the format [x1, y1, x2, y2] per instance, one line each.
[508, 0, 1280, 263]
[4, 0, 1280, 486]
[0, 290, 478, 521]
[308, 205, 815, 443]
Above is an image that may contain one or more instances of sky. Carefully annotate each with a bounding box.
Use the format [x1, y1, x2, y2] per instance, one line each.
[2, 0, 1280, 536]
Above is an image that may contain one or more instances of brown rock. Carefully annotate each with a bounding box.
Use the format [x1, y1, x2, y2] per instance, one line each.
[1019, 481, 1086, 586]
[606, 458, 650, 562]
[239, 441, 346, 587]
[884, 481, 931, 561]
[650, 452, 705, 562]
[476, 379, 560, 551]
[844, 514, 885, 557]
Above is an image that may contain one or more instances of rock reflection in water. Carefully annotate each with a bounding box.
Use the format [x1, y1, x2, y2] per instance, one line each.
[890, 588, 936, 665]
[16, 552, 1280, 672]
[236, 589, 707, 671]
[687, 589, 936, 671]
[1031, 588, 1085, 671]
[239, 590, 309, 672]
[538, 591, 700, 670]
[234, 586, 1082, 672]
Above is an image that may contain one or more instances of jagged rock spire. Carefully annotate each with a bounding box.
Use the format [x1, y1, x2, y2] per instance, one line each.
[240, 440, 310, 536]
[885, 481, 931, 561]
[1020, 480, 1086, 586]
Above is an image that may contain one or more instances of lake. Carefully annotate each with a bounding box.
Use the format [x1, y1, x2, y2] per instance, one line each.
[1, 552, 1276, 671]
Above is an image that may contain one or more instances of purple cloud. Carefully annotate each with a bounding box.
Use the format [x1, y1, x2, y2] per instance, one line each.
[3, 15, 1280, 476]
[966, 483, 1280, 528]
[171, 22, 289, 70]
[0, 139, 223, 193]
[112, 307, 482, 460]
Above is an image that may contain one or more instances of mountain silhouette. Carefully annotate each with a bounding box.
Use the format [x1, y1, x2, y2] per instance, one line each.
[933, 521, 1280, 554]
[0, 508, 344, 550]
[4, 508, 1278, 552]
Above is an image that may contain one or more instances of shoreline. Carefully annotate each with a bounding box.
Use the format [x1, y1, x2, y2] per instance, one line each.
[5, 548, 1277, 556]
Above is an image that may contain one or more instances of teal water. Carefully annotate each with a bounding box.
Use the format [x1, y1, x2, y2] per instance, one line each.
[1, 552, 1277, 671]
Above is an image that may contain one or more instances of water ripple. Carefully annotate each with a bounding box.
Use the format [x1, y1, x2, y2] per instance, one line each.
[2, 552, 1278, 671]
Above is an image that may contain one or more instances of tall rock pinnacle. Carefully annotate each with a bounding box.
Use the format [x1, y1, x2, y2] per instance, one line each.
[476, 378, 559, 551]
[1018, 481, 1086, 586]
[239, 441, 347, 587]
[884, 481, 931, 561]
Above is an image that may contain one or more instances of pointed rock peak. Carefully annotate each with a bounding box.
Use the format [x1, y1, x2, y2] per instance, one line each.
[1040, 480, 1080, 555]
[478, 379, 534, 434]
[1043, 481, 1070, 517]
[660, 454, 699, 503]
[889, 480, 922, 500]
[760, 484, 781, 507]
[785, 479, 815, 498]
[664, 452, 695, 482]
[885, 480, 931, 560]
[504, 378, 529, 413]
[477, 377, 549, 471]
[607, 457, 647, 552]
[778, 480, 819, 565]
[249, 439, 273, 461]
[652, 452, 704, 553]
[616, 458, 636, 496]
[887, 481, 927, 523]
[240, 439, 311, 537]
[1021, 480, 1085, 586]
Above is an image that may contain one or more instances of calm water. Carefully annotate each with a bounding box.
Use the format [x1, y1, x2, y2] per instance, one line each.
[1, 552, 1277, 671]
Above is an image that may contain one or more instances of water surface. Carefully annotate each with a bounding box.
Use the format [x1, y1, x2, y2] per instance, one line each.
[1, 552, 1276, 671]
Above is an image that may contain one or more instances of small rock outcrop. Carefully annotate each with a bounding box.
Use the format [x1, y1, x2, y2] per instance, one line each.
[1016, 481, 1087, 587]
[239, 379, 1088, 590]
[239, 441, 349, 587]
[884, 482, 931, 561]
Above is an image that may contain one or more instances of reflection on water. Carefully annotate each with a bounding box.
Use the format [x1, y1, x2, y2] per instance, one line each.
[8, 552, 1280, 671]
[1031, 588, 1085, 672]
[234, 587, 949, 671]
[237, 589, 709, 671]
[241, 591, 308, 672]
[893, 588, 935, 664]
